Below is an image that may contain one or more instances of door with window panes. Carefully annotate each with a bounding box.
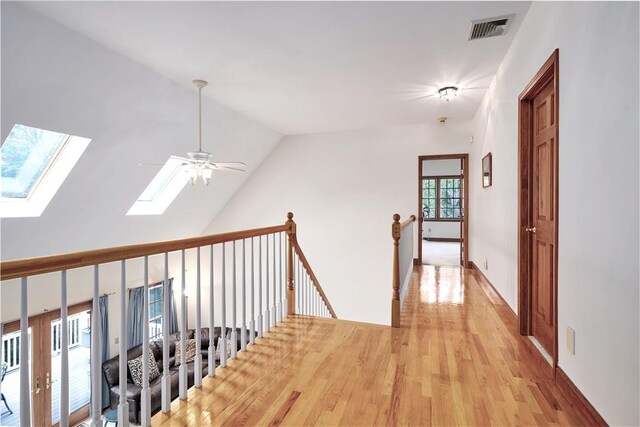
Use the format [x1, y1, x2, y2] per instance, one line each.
[421, 172, 464, 266]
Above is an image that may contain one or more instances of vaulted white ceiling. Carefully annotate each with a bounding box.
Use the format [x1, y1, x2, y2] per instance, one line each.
[24, 1, 530, 135]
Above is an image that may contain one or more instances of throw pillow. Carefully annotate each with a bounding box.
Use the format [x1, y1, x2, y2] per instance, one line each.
[174, 338, 197, 366]
[215, 332, 233, 360]
[127, 350, 161, 387]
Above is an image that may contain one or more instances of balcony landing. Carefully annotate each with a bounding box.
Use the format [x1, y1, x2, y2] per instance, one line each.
[152, 266, 582, 426]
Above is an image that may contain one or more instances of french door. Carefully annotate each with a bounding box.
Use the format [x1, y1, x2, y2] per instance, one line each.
[1, 301, 92, 426]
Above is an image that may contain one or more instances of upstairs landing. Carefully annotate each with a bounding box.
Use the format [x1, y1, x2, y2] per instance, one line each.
[152, 266, 582, 426]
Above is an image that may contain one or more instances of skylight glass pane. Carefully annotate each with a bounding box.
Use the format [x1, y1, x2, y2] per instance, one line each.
[138, 156, 185, 202]
[127, 156, 190, 215]
[1, 124, 68, 198]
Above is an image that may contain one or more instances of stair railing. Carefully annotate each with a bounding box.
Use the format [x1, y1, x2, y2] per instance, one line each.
[391, 213, 416, 327]
[0, 212, 334, 427]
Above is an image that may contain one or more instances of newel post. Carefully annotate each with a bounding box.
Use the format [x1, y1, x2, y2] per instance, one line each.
[391, 213, 401, 328]
[286, 212, 296, 315]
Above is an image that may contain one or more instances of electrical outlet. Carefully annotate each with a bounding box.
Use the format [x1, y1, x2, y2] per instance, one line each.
[428, 228, 431, 233]
[566, 327, 575, 354]
[114, 337, 119, 345]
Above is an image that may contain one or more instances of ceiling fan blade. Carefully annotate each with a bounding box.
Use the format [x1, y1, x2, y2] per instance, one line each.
[138, 162, 165, 166]
[213, 165, 246, 173]
[211, 162, 246, 169]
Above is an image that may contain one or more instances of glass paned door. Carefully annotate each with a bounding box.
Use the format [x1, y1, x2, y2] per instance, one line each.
[1, 328, 32, 427]
[50, 310, 91, 425]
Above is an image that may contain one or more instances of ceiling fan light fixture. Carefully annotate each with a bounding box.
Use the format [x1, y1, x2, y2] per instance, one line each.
[438, 86, 459, 101]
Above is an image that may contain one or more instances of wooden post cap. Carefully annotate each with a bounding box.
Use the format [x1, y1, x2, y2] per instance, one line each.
[393, 213, 400, 223]
[287, 212, 294, 220]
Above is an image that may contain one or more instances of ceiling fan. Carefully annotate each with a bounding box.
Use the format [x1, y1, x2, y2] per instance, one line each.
[140, 79, 246, 185]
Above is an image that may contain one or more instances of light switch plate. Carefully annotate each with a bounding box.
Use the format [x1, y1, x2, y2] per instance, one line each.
[566, 327, 575, 354]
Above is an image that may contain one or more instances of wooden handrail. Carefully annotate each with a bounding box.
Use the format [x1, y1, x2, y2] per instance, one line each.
[0, 224, 289, 281]
[292, 236, 337, 319]
[400, 215, 416, 230]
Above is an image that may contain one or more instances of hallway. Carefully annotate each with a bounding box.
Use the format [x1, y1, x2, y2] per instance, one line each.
[152, 266, 582, 426]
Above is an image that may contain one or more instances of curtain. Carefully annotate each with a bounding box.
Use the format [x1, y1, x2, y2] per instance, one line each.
[128, 279, 178, 350]
[167, 278, 179, 334]
[99, 295, 110, 409]
[127, 286, 145, 349]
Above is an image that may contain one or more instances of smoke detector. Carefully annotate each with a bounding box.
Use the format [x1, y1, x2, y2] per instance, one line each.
[468, 15, 514, 40]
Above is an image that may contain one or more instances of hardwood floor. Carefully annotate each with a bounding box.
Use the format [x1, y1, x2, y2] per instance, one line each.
[152, 265, 582, 426]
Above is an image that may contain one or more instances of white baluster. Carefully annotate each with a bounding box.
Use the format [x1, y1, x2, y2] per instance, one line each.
[179, 250, 188, 399]
[208, 245, 216, 377]
[250, 238, 255, 345]
[281, 232, 286, 319]
[20, 277, 31, 427]
[161, 254, 171, 411]
[91, 266, 101, 427]
[141, 257, 151, 426]
[272, 233, 276, 327]
[230, 241, 238, 359]
[265, 234, 270, 332]
[257, 236, 263, 338]
[220, 243, 227, 368]
[60, 271, 69, 427]
[194, 247, 203, 387]
[120, 261, 130, 423]
[241, 239, 247, 351]
[297, 257, 301, 314]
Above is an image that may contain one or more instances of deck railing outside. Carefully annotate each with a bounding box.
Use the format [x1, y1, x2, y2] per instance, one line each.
[391, 213, 416, 327]
[0, 212, 335, 427]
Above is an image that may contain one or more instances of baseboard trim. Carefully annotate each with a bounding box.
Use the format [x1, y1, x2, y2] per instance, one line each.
[555, 367, 608, 426]
[468, 261, 517, 320]
[424, 237, 461, 242]
[468, 261, 608, 426]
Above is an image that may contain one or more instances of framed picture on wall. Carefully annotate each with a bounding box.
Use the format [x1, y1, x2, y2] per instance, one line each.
[482, 153, 492, 188]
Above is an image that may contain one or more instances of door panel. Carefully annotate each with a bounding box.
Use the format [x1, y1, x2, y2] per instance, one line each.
[530, 79, 556, 355]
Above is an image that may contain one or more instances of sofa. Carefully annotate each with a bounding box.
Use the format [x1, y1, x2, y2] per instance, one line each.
[102, 327, 250, 424]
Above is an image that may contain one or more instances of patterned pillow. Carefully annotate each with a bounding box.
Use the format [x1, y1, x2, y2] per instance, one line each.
[174, 338, 198, 366]
[215, 332, 232, 360]
[127, 350, 160, 387]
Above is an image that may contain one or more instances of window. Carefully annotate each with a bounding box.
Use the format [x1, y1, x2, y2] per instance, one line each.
[127, 156, 190, 215]
[422, 176, 462, 221]
[149, 284, 163, 340]
[1, 124, 91, 217]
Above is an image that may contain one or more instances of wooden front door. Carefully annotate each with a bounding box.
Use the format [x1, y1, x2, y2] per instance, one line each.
[530, 78, 557, 355]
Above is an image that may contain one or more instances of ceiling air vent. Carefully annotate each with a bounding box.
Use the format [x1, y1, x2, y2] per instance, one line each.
[468, 15, 514, 40]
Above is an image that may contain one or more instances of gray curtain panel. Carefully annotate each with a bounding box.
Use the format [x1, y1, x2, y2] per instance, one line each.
[127, 286, 146, 349]
[99, 295, 110, 409]
[128, 279, 178, 350]
[167, 278, 179, 334]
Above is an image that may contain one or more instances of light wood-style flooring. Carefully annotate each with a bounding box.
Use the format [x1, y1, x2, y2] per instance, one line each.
[152, 265, 582, 426]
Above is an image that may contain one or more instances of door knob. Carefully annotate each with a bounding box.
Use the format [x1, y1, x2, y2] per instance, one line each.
[525, 227, 537, 234]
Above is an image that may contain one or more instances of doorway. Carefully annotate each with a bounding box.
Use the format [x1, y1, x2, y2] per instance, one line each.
[1, 301, 92, 427]
[418, 154, 469, 267]
[518, 49, 559, 367]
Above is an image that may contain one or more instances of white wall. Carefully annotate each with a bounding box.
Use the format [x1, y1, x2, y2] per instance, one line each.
[469, 2, 639, 425]
[0, 4, 281, 357]
[203, 121, 473, 325]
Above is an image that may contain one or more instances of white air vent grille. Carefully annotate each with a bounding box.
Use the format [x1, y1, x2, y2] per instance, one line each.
[468, 15, 514, 40]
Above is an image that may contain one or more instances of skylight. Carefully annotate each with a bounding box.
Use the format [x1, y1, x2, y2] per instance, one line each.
[1, 124, 91, 218]
[127, 156, 190, 215]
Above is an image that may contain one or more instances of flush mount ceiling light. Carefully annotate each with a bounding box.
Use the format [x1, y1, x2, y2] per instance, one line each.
[438, 86, 459, 101]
